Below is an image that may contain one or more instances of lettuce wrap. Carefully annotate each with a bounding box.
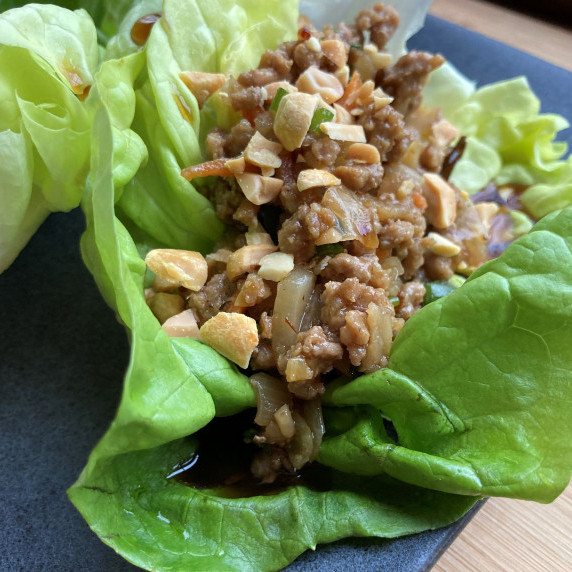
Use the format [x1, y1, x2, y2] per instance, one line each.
[4, 0, 571, 570]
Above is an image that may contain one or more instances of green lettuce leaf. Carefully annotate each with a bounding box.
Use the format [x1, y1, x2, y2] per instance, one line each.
[322, 206, 572, 502]
[424, 69, 572, 216]
[0, 3, 98, 271]
[2, 0, 142, 44]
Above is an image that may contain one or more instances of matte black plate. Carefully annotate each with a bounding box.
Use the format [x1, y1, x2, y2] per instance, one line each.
[1, 15, 570, 572]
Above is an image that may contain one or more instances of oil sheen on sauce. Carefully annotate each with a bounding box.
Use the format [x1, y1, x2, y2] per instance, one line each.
[167, 410, 332, 498]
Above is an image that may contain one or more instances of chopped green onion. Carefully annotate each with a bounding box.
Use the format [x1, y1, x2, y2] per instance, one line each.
[315, 243, 344, 256]
[309, 107, 335, 134]
[389, 296, 400, 307]
[349, 43, 362, 50]
[269, 87, 288, 112]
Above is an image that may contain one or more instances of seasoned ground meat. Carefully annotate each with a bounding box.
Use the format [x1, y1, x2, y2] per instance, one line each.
[286, 325, 344, 381]
[224, 119, 255, 157]
[320, 253, 387, 288]
[378, 219, 416, 248]
[235, 273, 272, 307]
[321, 277, 391, 331]
[323, 22, 360, 47]
[396, 281, 425, 320]
[259, 42, 296, 78]
[250, 341, 275, 370]
[334, 162, 384, 192]
[420, 135, 446, 172]
[238, 67, 281, 87]
[208, 179, 243, 221]
[232, 198, 259, 227]
[278, 203, 343, 263]
[229, 80, 266, 111]
[396, 237, 425, 279]
[303, 137, 341, 169]
[424, 252, 454, 280]
[277, 205, 316, 262]
[358, 103, 412, 164]
[379, 51, 446, 116]
[293, 41, 322, 71]
[355, 4, 400, 49]
[187, 272, 236, 325]
[206, 128, 226, 159]
[253, 110, 275, 139]
[339, 309, 369, 366]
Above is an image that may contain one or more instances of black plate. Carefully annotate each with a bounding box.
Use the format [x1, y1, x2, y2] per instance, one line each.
[1, 15, 571, 572]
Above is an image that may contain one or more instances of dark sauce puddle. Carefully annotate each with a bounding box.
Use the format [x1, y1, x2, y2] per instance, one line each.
[167, 410, 333, 498]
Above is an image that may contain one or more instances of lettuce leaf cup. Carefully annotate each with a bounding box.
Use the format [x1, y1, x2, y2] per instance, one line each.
[37, 0, 572, 569]
[0, 3, 100, 271]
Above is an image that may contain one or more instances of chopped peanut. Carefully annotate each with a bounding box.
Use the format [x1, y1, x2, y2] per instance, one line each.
[258, 252, 295, 281]
[319, 122, 366, 142]
[354, 45, 392, 82]
[145, 249, 208, 291]
[432, 119, 460, 148]
[162, 309, 200, 338]
[273, 92, 318, 151]
[179, 71, 226, 108]
[244, 132, 283, 169]
[306, 36, 321, 53]
[295, 66, 344, 104]
[297, 169, 342, 191]
[245, 232, 275, 246]
[424, 232, 461, 257]
[224, 156, 246, 174]
[333, 103, 353, 124]
[422, 173, 457, 229]
[475, 202, 500, 235]
[199, 312, 259, 369]
[236, 173, 283, 205]
[334, 65, 350, 86]
[344, 143, 381, 164]
[321, 39, 347, 70]
[226, 244, 277, 281]
[372, 87, 393, 110]
[148, 292, 185, 324]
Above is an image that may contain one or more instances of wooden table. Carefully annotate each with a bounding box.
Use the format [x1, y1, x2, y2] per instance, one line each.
[428, 1, 572, 570]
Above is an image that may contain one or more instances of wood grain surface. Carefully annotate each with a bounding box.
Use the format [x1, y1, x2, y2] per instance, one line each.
[428, 1, 572, 570]
[430, 0, 572, 71]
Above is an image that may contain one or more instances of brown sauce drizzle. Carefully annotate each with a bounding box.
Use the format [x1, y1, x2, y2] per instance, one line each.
[131, 13, 161, 46]
[168, 410, 333, 498]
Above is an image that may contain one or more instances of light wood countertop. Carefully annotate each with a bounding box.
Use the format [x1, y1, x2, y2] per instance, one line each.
[427, 1, 572, 570]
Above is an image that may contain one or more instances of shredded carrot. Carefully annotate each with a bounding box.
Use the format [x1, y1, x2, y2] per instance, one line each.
[181, 159, 233, 181]
[338, 72, 363, 110]
[412, 192, 428, 211]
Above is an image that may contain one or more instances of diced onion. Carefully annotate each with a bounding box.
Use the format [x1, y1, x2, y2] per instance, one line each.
[272, 267, 316, 371]
[250, 373, 292, 427]
[288, 412, 314, 470]
[303, 398, 325, 460]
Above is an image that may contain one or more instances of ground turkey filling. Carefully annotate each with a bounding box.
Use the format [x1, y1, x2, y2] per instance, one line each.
[143, 4, 497, 483]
